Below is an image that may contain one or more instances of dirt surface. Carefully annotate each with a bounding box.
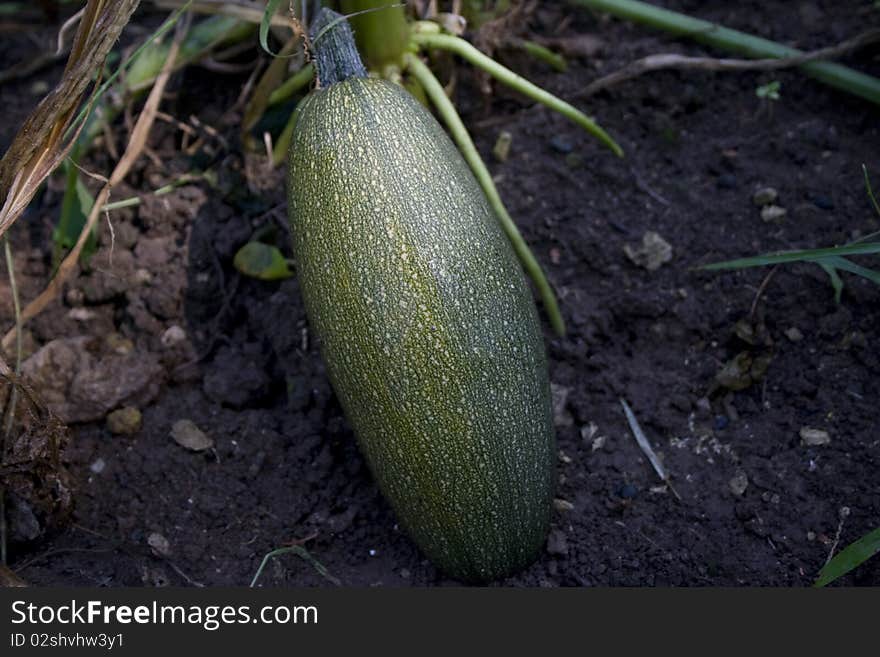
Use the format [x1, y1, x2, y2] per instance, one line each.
[1, 0, 878, 587]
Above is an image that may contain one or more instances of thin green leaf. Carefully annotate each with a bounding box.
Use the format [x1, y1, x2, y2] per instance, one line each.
[701, 242, 880, 270]
[54, 157, 96, 264]
[818, 262, 844, 304]
[260, 0, 286, 56]
[814, 526, 880, 587]
[233, 242, 293, 280]
[864, 164, 880, 218]
[67, 1, 194, 140]
[822, 255, 880, 286]
[250, 546, 340, 587]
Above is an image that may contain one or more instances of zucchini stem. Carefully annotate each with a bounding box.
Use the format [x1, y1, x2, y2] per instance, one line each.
[411, 32, 623, 157]
[310, 8, 366, 87]
[405, 53, 566, 336]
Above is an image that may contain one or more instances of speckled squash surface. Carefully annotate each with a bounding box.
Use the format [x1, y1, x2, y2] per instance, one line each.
[287, 76, 555, 582]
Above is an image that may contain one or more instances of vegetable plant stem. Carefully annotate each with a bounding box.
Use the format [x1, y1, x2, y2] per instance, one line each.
[518, 39, 567, 73]
[411, 32, 622, 157]
[405, 53, 566, 336]
[268, 63, 315, 106]
[569, 0, 880, 107]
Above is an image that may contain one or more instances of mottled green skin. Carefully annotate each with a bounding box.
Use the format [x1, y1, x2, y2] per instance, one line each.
[287, 77, 555, 582]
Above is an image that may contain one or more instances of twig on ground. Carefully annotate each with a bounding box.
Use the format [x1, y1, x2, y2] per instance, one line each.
[749, 265, 779, 320]
[579, 29, 880, 97]
[620, 398, 682, 501]
[825, 506, 851, 566]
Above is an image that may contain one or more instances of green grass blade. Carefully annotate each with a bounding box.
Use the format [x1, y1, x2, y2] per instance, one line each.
[260, 0, 286, 56]
[701, 242, 880, 270]
[67, 1, 194, 140]
[822, 255, 880, 286]
[814, 526, 880, 587]
[818, 262, 844, 303]
[250, 546, 340, 587]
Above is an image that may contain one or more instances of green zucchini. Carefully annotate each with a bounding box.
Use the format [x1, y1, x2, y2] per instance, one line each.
[286, 9, 555, 582]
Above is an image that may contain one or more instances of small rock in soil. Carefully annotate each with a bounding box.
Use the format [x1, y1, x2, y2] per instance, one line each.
[550, 383, 573, 427]
[546, 529, 569, 556]
[800, 427, 831, 446]
[729, 471, 749, 496]
[553, 498, 574, 512]
[493, 130, 512, 162]
[161, 325, 187, 348]
[761, 205, 788, 222]
[170, 419, 214, 451]
[752, 187, 778, 206]
[89, 458, 106, 475]
[106, 407, 142, 435]
[21, 336, 163, 424]
[623, 231, 673, 271]
[147, 532, 171, 557]
[784, 327, 804, 342]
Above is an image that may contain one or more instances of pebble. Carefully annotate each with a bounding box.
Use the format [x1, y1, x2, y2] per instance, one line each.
[89, 458, 106, 474]
[65, 288, 85, 306]
[784, 327, 804, 342]
[67, 307, 96, 322]
[761, 204, 788, 222]
[147, 532, 171, 557]
[800, 426, 830, 446]
[170, 419, 214, 451]
[106, 407, 143, 435]
[105, 333, 134, 355]
[161, 325, 187, 348]
[546, 529, 569, 556]
[623, 231, 673, 271]
[752, 187, 778, 206]
[553, 498, 575, 512]
[493, 131, 512, 162]
[550, 383, 573, 428]
[729, 471, 749, 496]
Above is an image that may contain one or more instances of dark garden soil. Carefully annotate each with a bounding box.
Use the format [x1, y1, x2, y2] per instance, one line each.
[1, 0, 878, 587]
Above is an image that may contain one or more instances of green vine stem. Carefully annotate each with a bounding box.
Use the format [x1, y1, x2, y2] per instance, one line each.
[569, 0, 880, 107]
[404, 53, 566, 336]
[272, 103, 305, 166]
[517, 39, 567, 73]
[268, 63, 316, 106]
[411, 32, 623, 157]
